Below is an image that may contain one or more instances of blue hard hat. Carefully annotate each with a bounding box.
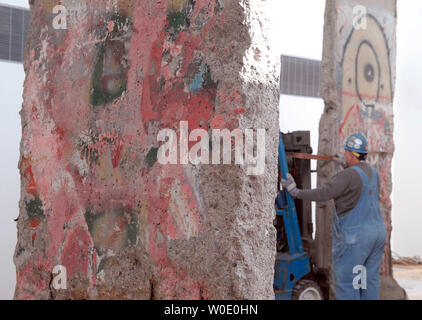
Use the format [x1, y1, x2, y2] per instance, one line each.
[343, 133, 369, 154]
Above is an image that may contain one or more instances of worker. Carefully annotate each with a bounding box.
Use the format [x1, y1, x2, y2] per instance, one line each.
[281, 133, 387, 300]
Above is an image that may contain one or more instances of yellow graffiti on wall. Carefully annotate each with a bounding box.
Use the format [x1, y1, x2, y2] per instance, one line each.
[340, 14, 393, 153]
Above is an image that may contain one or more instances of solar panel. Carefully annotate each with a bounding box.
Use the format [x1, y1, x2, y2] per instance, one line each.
[0, 4, 30, 63]
[280, 55, 321, 98]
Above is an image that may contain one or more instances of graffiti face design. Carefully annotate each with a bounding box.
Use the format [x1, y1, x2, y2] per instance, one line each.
[340, 14, 393, 153]
[356, 40, 380, 107]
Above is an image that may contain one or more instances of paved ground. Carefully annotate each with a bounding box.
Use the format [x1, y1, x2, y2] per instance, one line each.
[393, 264, 422, 300]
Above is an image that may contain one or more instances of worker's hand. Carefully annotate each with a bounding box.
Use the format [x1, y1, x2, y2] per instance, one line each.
[333, 153, 347, 169]
[281, 173, 300, 198]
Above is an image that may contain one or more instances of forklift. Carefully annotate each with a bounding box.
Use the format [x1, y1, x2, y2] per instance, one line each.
[273, 131, 330, 300]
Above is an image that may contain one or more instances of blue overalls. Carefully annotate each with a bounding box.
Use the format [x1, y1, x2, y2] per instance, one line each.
[332, 166, 387, 300]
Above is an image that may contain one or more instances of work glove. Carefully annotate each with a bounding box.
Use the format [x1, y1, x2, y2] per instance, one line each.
[333, 153, 347, 169]
[281, 173, 300, 198]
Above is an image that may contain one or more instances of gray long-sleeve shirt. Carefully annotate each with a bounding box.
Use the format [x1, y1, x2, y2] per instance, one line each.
[297, 162, 380, 217]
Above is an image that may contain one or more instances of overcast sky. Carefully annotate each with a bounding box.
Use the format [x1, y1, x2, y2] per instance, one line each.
[0, 0, 421, 299]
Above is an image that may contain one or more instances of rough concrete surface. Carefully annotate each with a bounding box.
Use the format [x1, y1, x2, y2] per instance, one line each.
[318, 0, 403, 299]
[14, 0, 280, 299]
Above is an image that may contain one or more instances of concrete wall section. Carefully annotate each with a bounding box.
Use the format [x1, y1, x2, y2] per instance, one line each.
[14, 0, 280, 299]
[318, 0, 405, 299]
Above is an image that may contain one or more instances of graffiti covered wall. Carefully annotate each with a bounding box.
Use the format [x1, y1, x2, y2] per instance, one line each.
[318, 0, 405, 299]
[14, 0, 280, 299]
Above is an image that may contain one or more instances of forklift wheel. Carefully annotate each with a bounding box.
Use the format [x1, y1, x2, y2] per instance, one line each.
[291, 280, 323, 300]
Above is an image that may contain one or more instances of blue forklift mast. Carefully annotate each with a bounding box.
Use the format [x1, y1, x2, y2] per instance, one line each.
[273, 132, 311, 300]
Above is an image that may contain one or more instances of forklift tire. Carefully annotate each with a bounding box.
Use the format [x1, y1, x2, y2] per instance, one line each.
[291, 280, 323, 300]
